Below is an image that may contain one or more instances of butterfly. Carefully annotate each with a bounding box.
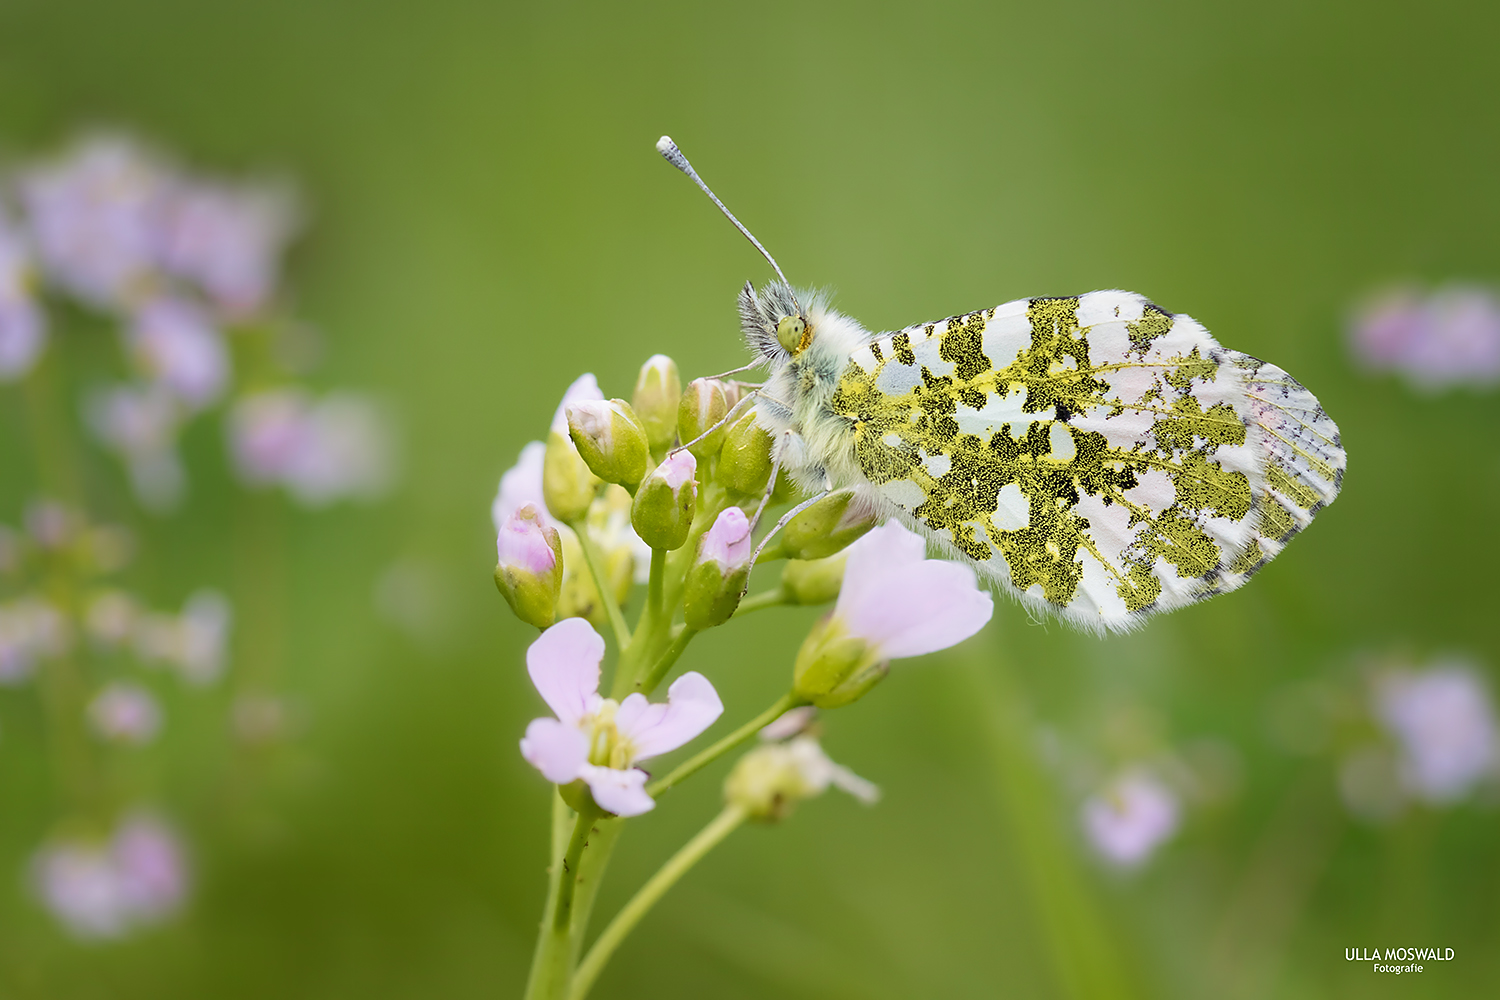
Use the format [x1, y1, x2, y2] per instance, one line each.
[658, 137, 1345, 634]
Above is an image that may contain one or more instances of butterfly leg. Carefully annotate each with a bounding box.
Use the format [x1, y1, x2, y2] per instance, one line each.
[743, 491, 832, 597]
[669, 392, 755, 457]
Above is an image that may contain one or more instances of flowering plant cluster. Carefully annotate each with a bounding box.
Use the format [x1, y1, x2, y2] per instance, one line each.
[491, 357, 992, 999]
[0, 133, 394, 938]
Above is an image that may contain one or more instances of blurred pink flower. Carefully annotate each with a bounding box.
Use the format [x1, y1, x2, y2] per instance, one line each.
[0, 211, 46, 379]
[132, 590, 231, 684]
[1375, 664, 1499, 803]
[86, 384, 186, 510]
[834, 521, 993, 660]
[32, 814, 187, 939]
[89, 682, 162, 744]
[18, 135, 171, 309]
[1081, 770, 1180, 868]
[128, 297, 229, 408]
[158, 179, 296, 316]
[0, 597, 69, 684]
[519, 618, 722, 816]
[1350, 285, 1500, 390]
[229, 389, 394, 505]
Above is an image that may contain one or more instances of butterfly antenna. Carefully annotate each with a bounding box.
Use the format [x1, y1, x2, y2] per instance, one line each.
[656, 135, 804, 318]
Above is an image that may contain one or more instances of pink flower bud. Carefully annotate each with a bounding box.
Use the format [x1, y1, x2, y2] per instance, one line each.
[698, 506, 752, 572]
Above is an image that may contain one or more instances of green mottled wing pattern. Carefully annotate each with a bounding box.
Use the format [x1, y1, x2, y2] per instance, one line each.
[830, 290, 1345, 633]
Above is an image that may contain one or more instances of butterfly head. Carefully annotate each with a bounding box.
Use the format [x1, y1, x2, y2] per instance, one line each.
[739, 280, 816, 364]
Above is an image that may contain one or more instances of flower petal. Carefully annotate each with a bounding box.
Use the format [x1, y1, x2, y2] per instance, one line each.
[615, 671, 724, 761]
[858, 559, 993, 659]
[520, 717, 589, 784]
[492, 440, 547, 531]
[579, 764, 654, 817]
[550, 374, 603, 435]
[526, 618, 604, 725]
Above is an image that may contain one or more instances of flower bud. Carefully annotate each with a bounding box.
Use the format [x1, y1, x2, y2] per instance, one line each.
[772, 489, 877, 560]
[718, 409, 774, 496]
[677, 378, 730, 458]
[543, 430, 600, 523]
[630, 450, 698, 550]
[724, 742, 822, 821]
[567, 399, 650, 489]
[494, 505, 564, 629]
[683, 507, 752, 629]
[781, 554, 847, 605]
[791, 616, 889, 709]
[632, 354, 682, 452]
[724, 735, 879, 821]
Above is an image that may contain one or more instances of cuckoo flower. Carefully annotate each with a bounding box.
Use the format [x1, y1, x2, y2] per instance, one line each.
[1375, 664, 1499, 803]
[1081, 770, 1180, 868]
[793, 521, 993, 708]
[726, 734, 880, 821]
[0, 213, 45, 379]
[519, 618, 722, 816]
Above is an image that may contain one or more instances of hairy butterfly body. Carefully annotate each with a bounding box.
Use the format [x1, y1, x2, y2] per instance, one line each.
[660, 136, 1345, 634]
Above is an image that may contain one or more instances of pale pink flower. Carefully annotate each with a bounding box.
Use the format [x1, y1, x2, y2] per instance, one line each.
[551, 373, 603, 435]
[86, 591, 140, 646]
[1375, 664, 1499, 803]
[128, 297, 229, 408]
[131, 590, 231, 684]
[519, 618, 722, 816]
[89, 682, 162, 744]
[19, 135, 171, 309]
[1350, 286, 1500, 390]
[1081, 770, 1180, 868]
[229, 389, 394, 505]
[86, 384, 186, 510]
[31, 814, 187, 939]
[698, 506, 752, 572]
[833, 521, 993, 659]
[492, 440, 548, 531]
[0, 212, 46, 379]
[158, 179, 296, 316]
[0, 597, 69, 683]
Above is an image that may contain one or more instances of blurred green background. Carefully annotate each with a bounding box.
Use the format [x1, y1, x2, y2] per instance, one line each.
[1, 0, 1497, 997]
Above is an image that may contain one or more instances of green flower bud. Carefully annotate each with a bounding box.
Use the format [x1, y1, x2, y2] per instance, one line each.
[632, 354, 683, 452]
[724, 742, 821, 822]
[724, 734, 880, 822]
[682, 507, 751, 630]
[718, 409, 774, 496]
[677, 378, 730, 458]
[630, 450, 698, 550]
[781, 554, 847, 605]
[791, 616, 889, 709]
[567, 398, 650, 489]
[543, 430, 600, 523]
[773, 489, 877, 561]
[493, 504, 564, 629]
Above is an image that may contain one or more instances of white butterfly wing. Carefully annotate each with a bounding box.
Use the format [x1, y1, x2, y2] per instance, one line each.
[832, 290, 1345, 633]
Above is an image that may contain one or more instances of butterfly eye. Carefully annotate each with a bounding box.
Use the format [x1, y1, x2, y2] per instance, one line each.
[776, 314, 807, 353]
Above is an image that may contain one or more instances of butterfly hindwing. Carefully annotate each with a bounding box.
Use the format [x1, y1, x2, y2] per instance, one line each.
[831, 290, 1345, 633]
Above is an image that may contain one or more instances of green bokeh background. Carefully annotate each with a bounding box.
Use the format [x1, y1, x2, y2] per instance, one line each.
[1, 1, 1497, 997]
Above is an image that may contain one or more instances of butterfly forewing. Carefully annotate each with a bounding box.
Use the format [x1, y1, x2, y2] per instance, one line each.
[831, 290, 1345, 633]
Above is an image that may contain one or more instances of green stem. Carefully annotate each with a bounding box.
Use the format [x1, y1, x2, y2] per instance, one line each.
[554, 806, 600, 930]
[526, 802, 602, 1000]
[522, 795, 576, 1000]
[568, 519, 631, 649]
[731, 587, 789, 618]
[633, 626, 697, 695]
[564, 816, 624, 973]
[568, 805, 748, 1000]
[646, 691, 802, 799]
[647, 548, 666, 623]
